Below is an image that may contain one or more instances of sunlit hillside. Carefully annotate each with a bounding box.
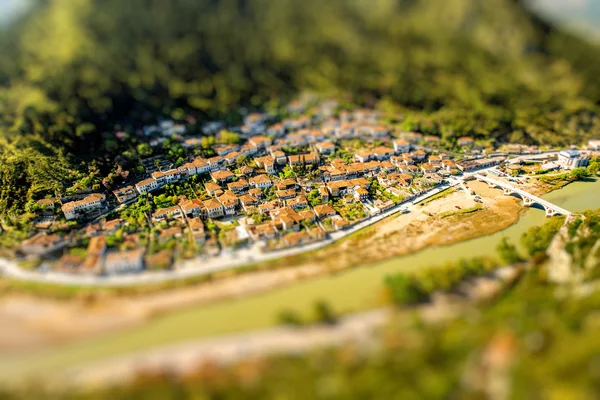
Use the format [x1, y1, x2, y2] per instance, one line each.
[1, 0, 600, 218]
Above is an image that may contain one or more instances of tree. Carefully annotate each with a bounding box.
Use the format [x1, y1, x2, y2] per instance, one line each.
[307, 189, 321, 206]
[277, 309, 303, 326]
[385, 274, 427, 304]
[220, 130, 240, 145]
[496, 237, 523, 264]
[137, 143, 153, 157]
[251, 212, 264, 224]
[236, 154, 248, 166]
[570, 167, 590, 181]
[521, 217, 564, 256]
[314, 300, 337, 325]
[279, 166, 295, 179]
[588, 161, 599, 175]
[201, 136, 215, 149]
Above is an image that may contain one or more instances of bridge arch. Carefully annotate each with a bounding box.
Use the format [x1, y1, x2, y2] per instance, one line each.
[472, 174, 571, 218]
[499, 188, 544, 210]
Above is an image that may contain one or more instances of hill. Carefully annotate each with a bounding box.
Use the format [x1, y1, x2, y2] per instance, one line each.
[0, 0, 600, 219]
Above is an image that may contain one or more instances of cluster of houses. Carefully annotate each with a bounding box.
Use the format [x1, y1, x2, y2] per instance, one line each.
[25, 100, 521, 275]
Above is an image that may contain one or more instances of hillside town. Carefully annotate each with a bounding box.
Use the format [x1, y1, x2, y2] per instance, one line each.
[18, 98, 598, 276]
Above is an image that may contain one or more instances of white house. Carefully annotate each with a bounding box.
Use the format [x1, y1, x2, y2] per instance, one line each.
[152, 205, 183, 222]
[203, 198, 225, 218]
[316, 141, 336, 155]
[112, 186, 138, 204]
[249, 174, 273, 189]
[589, 139, 600, 151]
[392, 139, 411, 153]
[135, 177, 161, 194]
[61, 193, 106, 220]
[558, 150, 589, 169]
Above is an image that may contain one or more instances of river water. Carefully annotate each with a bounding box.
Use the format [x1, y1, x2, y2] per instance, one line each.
[3, 178, 599, 381]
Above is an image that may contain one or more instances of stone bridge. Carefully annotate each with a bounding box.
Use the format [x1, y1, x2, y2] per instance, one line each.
[473, 174, 571, 217]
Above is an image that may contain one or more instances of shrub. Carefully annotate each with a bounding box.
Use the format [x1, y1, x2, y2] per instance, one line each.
[314, 300, 337, 325]
[384, 257, 497, 305]
[496, 237, 523, 264]
[277, 309, 304, 326]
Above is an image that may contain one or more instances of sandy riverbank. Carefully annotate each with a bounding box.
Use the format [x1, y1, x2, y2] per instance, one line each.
[0, 180, 529, 355]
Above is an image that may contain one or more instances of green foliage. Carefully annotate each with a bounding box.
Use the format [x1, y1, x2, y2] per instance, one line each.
[496, 237, 523, 264]
[136, 143, 152, 157]
[385, 257, 498, 305]
[219, 130, 241, 145]
[570, 167, 590, 180]
[13, 266, 600, 399]
[2, 0, 600, 219]
[249, 212, 264, 225]
[201, 136, 215, 149]
[313, 300, 336, 325]
[537, 173, 571, 186]
[277, 309, 303, 326]
[334, 201, 366, 222]
[307, 189, 322, 207]
[568, 217, 584, 239]
[521, 216, 565, 256]
[279, 166, 295, 179]
[162, 139, 186, 165]
[384, 274, 428, 304]
[120, 196, 151, 227]
[152, 194, 178, 209]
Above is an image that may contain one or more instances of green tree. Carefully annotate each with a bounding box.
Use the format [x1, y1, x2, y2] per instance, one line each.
[277, 309, 303, 326]
[137, 143, 153, 157]
[385, 274, 427, 304]
[496, 237, 523, 264]
[220, 130, 240, 145]
[521, 217, 565, 256]
[279, 166, 295, 179]
[201, 136, 215, 149]
[570, 167, 590, 180]
[314, 300, 337, 325]
[236, 154, 248, 166]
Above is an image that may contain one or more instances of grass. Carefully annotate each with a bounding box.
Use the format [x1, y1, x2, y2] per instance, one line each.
[418, 188, 455, 206]
[537, 173, 572, 187]
[0, 271, 218, 300]
[17, 259, 42, 271]
[438, 205, 483, 218]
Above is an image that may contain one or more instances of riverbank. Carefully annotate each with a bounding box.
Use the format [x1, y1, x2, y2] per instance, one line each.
[0, 177, 597, 385]
[0, 168, 570, 297]
[0, 180, 515, 354]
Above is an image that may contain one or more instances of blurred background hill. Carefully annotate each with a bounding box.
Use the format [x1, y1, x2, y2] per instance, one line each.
[1, 0, 600, 218]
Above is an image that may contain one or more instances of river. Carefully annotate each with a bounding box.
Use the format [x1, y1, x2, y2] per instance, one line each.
[2, 178, 599, 382]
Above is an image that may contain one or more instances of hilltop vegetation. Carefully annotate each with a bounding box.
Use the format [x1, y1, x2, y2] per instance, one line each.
[1, 0, 600, 219]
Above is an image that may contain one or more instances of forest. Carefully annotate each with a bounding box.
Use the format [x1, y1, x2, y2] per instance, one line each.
[1, 0, 600, 220]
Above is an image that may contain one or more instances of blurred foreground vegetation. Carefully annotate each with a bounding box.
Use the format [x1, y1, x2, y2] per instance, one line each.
[6, 209, 598, 398]
[1, 0, 600, 220]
